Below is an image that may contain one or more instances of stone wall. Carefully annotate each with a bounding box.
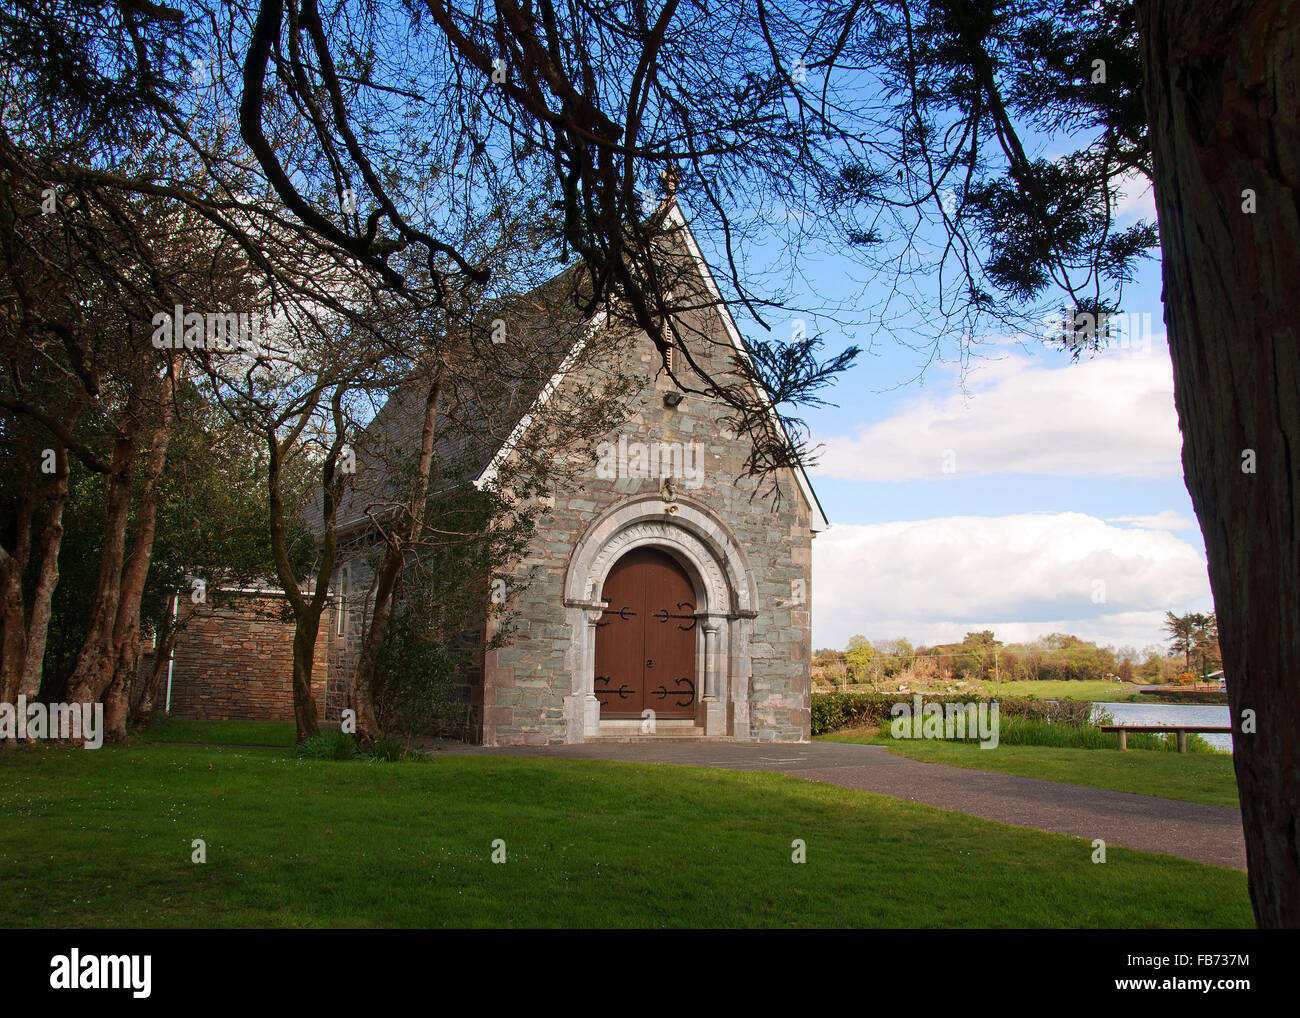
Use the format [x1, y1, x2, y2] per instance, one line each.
[171, 231, 816, 743]
[481, 285, 815, 745]
[325, 534, 488, 740]
[166, 594, 330, 723]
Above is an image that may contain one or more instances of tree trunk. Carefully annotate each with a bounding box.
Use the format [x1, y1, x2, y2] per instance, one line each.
[65, 392, 144, 707]
[20, 445, 70, 700]
[1139, 0, 1300, 927]
[131, 626, 171, 723]
[103, 374, 176, 741]
[291, 622, 322, 739]
[132, 596, 205, 722]
[0, 485, 35, 707]
[266, 394, 351, 744]
[350, 361, 445, 744]
[348, 556, 391, 745]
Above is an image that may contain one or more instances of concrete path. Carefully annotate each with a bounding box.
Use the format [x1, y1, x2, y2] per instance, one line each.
[438, 740, 1247, 870]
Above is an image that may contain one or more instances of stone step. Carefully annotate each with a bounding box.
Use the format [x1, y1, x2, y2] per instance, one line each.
[583, 736, 737, 744]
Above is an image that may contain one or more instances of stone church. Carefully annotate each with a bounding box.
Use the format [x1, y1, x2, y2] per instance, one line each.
[164, 200, 825, 744]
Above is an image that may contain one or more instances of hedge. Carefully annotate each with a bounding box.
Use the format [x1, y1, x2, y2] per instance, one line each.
[811, 692, 1094, 736]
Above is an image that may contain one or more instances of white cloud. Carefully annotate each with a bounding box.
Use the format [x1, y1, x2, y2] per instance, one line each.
[811, 343, 1180, 481]
[1113, 170, 1157, 222]
[812, 512, 1211, 650]
[1105, 509, 1199, 532]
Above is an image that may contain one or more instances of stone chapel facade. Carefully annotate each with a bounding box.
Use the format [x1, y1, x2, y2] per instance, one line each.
[165, 203, 825, 744]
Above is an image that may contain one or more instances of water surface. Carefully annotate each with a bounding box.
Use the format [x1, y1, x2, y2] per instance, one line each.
[1092, 701, 1233, 753]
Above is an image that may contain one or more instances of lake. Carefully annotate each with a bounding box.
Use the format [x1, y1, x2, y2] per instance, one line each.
[1092, 701, 1234, 753]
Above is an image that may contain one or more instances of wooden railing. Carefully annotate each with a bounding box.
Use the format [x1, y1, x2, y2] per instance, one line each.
[1099, 724, 1233, 752]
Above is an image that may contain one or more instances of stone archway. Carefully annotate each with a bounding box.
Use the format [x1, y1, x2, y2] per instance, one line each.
[562, 494, 758, 741]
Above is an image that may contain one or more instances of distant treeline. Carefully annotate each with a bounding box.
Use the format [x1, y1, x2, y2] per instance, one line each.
[815, 620, 1222, 688]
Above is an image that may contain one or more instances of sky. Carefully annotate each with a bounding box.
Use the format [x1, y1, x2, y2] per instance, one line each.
[697, 173, 1213, 656]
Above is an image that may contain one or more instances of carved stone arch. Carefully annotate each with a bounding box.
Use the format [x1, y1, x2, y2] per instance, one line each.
[587, 522, 726, 614]
[564, 493, 757, 613]
[561, 494, 758, 743]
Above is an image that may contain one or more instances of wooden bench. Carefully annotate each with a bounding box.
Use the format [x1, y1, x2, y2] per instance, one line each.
[1099, 724, 1234, 752]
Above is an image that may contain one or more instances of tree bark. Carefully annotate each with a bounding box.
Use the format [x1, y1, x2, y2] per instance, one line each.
[103, 371, 176, 741]
[0, 484, 34, 707]
[65, 391, 144, 708]
[1139, 0, 1300, 927]
[19, 443, 71, 700]
[350, 360, 446, 744]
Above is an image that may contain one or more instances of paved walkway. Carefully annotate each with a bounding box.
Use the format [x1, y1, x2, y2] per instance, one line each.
[436, 740, 1246, 870]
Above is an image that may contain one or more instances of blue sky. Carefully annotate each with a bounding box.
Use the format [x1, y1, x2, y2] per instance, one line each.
[696, 174, 1214, 656]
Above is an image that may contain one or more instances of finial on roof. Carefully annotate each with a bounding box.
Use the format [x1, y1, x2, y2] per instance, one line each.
[659, 166, 681, 196]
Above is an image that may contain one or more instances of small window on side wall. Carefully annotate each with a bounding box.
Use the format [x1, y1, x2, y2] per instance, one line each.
[337, 564, 350, 637]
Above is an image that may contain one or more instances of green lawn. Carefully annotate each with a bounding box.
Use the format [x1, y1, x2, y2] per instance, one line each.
[0, 740, 1249, 928]
[970, 679, 1136, 701]
[134, 715, 297, 747]
[824, 679, 1136, 701]
[820, 729, 1240, 808]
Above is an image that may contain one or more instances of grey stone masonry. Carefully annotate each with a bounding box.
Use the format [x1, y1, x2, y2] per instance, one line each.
[321, 207, 822, 747]
[479, 285, 816, 746]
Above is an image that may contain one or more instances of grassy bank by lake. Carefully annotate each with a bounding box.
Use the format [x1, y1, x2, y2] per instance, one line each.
[0, 739, 1249, 928]
[819, 729, 1240, 808]
[816, 679, 1137, 701]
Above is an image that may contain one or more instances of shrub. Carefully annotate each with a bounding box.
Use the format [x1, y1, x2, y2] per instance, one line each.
[813, 693, 1223, 753]
[374, 598, 473, 739]
[295, 729, 361, 760]
[811, 692, 1094, 736]
[370, 736, 413, 762]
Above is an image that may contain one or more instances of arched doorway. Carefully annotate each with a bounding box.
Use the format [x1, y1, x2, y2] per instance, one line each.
[594, 548, 697, 719]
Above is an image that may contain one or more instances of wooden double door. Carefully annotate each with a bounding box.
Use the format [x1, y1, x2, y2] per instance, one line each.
[594, 548, 697, 719]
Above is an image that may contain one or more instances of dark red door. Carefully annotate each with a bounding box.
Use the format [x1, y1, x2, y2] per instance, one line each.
[594, 548, 696, 719]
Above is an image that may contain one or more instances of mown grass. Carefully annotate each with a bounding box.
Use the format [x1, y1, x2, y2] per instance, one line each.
[819, 679, 1135, 701]
[820, 728, 1240, 808]
[134, 715, 296, 747]
[969, 679, 1136, 701]
[0, 740, 1249, 928]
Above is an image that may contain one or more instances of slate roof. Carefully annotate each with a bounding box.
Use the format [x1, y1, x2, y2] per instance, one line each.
[303, 264, 590, 538]
[305, 200, 830, 541]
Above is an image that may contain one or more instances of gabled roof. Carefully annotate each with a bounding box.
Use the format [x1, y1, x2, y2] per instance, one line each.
[473, 200, 830, 532]
[306, 272, 587, 538]
[313, 199, 830, 539]
[660, 202, 830, 532]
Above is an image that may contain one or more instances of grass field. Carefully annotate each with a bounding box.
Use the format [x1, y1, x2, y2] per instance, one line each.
[0, 738, 1250, 928]
[968, 679, 1137, 700]
[818, 679, 1137, 701]
[135, 715, 297, 747]
[820, 729, 1240, 808]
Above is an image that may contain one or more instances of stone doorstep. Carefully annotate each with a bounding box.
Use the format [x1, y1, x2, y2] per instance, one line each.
[585, 719, 734, 743]
[583, 735, 740, 744]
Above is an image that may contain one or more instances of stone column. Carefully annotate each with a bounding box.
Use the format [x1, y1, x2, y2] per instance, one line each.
[582, 607, 603, 736]
[703, 623, 719, 699]
[700, 621, 725, 735]
[564, 604, 606, 742]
